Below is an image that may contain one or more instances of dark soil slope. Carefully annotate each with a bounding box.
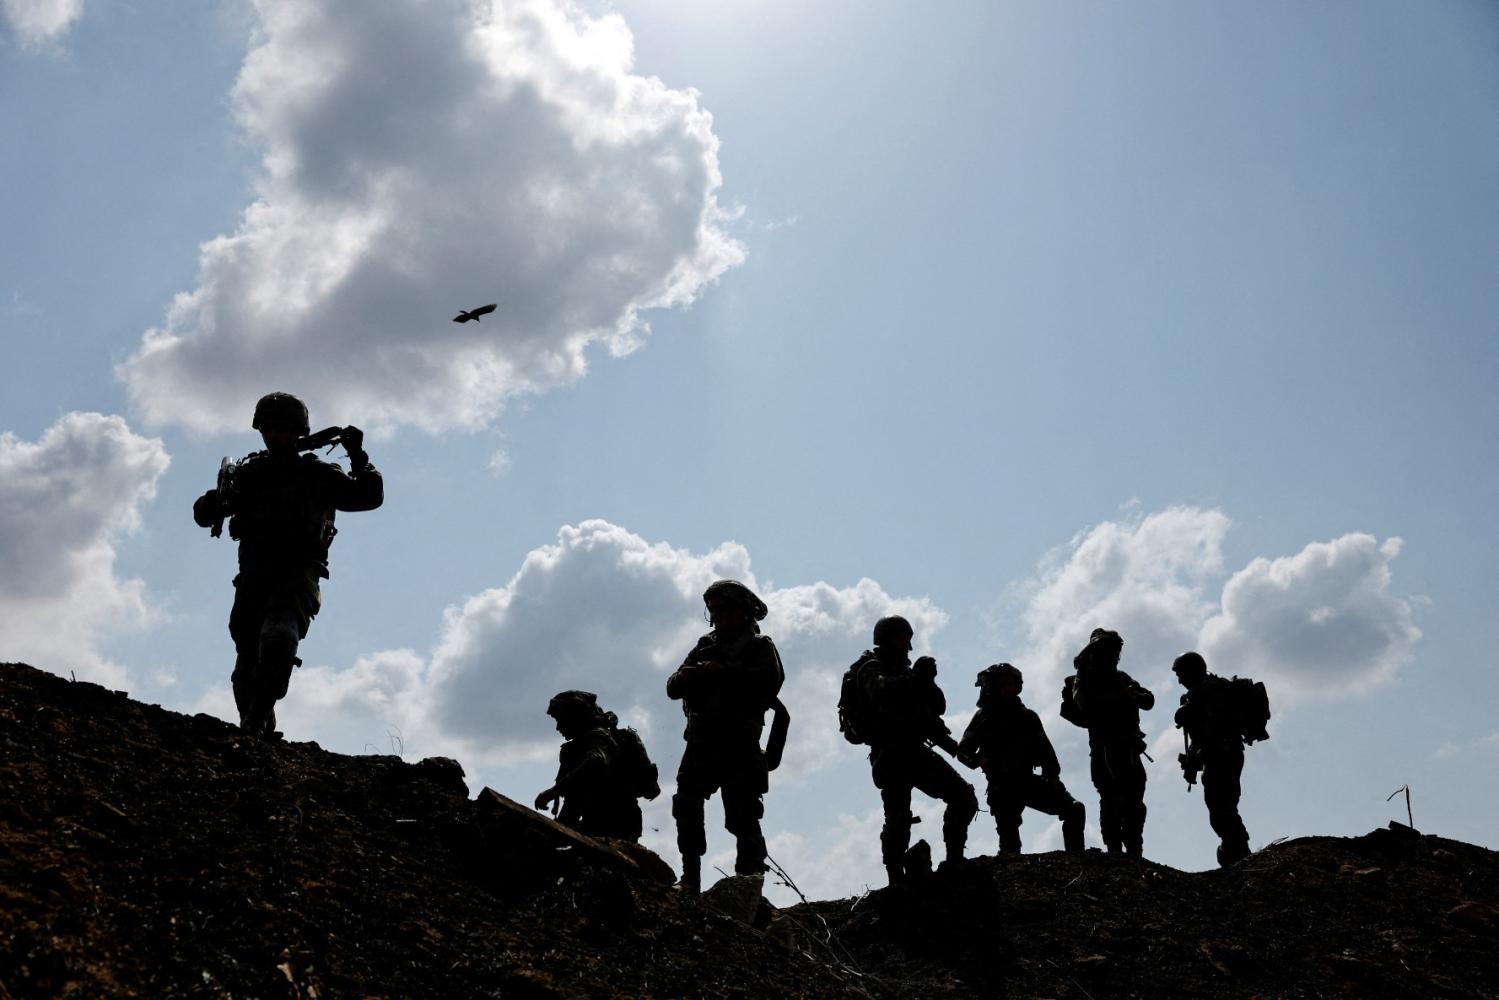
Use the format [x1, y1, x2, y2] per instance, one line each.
[2, 661, 1496, 999]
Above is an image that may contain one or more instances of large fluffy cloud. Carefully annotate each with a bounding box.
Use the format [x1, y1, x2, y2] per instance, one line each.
[1200, 534, 1419, 699]
[1014, 506, 1230, 694]
[264, 520, 942, 778]
[119, 0, 743, 435]
[1, 0, 82, 47]
[1011, 507, 1420, 704]
[0, 413, 170, 686]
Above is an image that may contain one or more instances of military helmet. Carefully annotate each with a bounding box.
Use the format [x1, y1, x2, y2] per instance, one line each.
[976, 662, 1023, 691]
[547, 690, 599, 719]
[872, 615, 914, 647]
[1172, 651, 1208, 679]
[702, 579, 768, 621]
[252, 392, 310, 435]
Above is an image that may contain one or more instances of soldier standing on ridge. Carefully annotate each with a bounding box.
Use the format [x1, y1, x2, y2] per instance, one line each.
[1060, 628, 1154, 855]
[960, 663, 1085, 854]
[192, 392, 383, 738]
[853, 616, 978, 886]
[1173, 651, 1254, 867]
[667, 580, 784, 892]
[536, 690, 659, 843]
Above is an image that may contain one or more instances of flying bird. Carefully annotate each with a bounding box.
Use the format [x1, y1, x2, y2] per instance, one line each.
[452, 303, 498, 323]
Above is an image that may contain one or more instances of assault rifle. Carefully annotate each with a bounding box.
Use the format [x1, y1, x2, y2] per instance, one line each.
[208, 426, 354, 539]
[1179, 731, 1201, 791]
[927, 730, 980, 771]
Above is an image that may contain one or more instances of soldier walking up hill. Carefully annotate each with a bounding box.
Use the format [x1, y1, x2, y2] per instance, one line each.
[536, 690, 660, 843]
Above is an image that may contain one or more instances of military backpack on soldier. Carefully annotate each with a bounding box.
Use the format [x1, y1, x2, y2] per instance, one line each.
[1227, 676, 1271, 745]
[837, 652, 879, 745]
[610, 725, 661, 800]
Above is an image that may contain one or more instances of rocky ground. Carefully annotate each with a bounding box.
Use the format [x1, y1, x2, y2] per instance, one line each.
[2, 661, 1495, 999]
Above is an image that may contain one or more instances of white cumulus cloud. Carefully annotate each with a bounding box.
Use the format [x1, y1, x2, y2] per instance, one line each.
[1200, 533, 1420, 700]
[1009, 509, 1420, 708]
[0, 413, 170, 686]
[1013, 506, 1231, 694]
[1, 0, 83, 47]
[118, 0, 743, 436]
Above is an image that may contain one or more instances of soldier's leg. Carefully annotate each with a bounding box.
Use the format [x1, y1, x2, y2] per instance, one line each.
[872, 750, 915, 884]
[1204, 749, 1249, 866]
[1114, 745, 1148, 857]
[722, 742, 770, 875]
[249, 603, 302, 735]
[227, 582, 266, 731]
[989, 782, 1025, 854]
[672, 743, 713, 890]
[1026, 774, 1087, 853]
[1090, 747, 1121, 851]
[912, 749, 977, 864]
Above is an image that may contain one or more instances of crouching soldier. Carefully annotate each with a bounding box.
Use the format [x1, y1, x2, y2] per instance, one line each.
[853, 616, 977, 886]
[535, 690, 660, 842]
[667, 580, 784, 892]
[1173, 651, 1262, 867]
[960, 663, 1084, 854]
[192, 392, 383, 738]
[1060, 628, 1154, 856]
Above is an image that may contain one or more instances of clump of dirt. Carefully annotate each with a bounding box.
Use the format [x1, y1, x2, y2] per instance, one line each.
[2, 661, 1495, 999]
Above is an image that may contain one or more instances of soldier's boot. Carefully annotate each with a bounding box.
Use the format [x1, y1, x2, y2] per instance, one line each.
[1216, 838, 1251, 868]
[678, 855, 701, 894]
[997, 829, 1022, 855]
[1124, 838, 1143, 857]
[884, 862, 905, 888]
[733, 834, 767, 876]
[1062, 801, 1086, 854]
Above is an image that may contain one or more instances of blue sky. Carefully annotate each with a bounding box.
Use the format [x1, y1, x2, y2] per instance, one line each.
[2, 0, 1496, 899]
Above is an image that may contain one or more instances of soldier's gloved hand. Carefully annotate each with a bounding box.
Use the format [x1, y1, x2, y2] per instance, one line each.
[341, 425, 369, 472]
[534, 786, 560, 814]
[913, 656, 937, 680]
[192, 489, 222, 528]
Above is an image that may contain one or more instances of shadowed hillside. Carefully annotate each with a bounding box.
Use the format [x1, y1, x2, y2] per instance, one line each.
[2, 661, 1495, 999]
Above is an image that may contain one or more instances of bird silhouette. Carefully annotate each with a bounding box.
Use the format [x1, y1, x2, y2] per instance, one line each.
[452, 303, 497, 323]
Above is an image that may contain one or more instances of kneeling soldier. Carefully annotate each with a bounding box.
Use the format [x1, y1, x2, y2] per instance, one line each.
[960, 663, 1084, 854]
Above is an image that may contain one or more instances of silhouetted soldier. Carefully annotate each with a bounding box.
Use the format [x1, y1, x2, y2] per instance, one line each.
[1172, 651, 1252, 866]
[192, 392, 383, 738]
[854, 616, 977, 886]
[667, 580, 784, 892]
[535, 690, 659, 842]
[960, 663, 1084, 854]
[1060, 628, 1154, 855]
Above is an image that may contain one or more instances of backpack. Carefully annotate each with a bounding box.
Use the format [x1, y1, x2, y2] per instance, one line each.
[610, 726, 661, 800]
[837, 652, 879, 745]
[1226, 676, 1271, 745]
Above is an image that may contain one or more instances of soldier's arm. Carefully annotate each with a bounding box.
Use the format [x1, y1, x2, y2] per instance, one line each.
[1126, 674, 1156, 711]
[555, 736, 611, 794]
[738, 636, 785, 705]
[1031, 711, 1062, 778]
[329, 460, 384, 513]
[666, 636, 715, 700]
[192, 490, 222, 528]
[957, 709, 986, 757]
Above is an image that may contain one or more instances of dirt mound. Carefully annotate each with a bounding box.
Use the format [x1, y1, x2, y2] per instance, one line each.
[2, 661, 1495, 999]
